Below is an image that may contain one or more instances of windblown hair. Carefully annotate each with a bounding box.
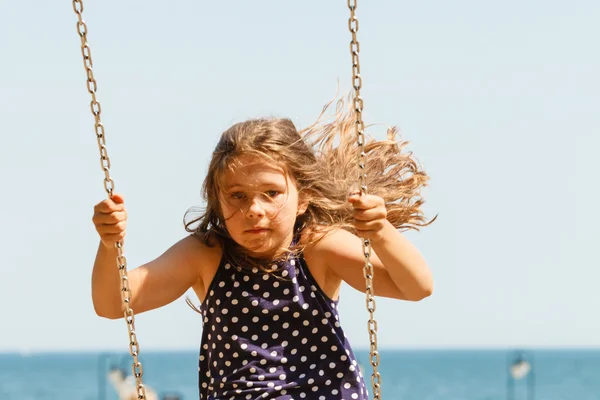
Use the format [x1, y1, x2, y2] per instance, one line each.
[184, 96, 433, 270]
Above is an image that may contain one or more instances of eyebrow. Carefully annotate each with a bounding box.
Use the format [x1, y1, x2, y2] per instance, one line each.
[224, 181, 287, 191]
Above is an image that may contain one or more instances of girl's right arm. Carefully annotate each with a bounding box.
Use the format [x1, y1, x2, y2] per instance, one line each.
[91, 193, 203, 319]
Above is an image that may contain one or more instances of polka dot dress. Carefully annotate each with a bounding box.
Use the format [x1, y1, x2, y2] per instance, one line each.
[198, 252, 369, 400]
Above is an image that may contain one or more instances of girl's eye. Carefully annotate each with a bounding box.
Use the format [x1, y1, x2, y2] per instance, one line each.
[266, 190, 279, 197]
[231, 192, 245, 200]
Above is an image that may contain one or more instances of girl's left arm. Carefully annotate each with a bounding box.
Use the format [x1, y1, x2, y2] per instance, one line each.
[313, 193, 433, 301]
[350, 192, 433, 301]
[369, 220, 433, 301]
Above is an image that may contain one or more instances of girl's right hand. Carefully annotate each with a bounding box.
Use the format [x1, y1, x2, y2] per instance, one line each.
[92, 193, 128, 248]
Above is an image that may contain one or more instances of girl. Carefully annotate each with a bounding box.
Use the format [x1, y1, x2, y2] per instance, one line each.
[91, 100, 434, 400]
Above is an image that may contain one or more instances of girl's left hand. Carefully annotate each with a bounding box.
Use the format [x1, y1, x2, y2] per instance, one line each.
[348, 193, 388, 243]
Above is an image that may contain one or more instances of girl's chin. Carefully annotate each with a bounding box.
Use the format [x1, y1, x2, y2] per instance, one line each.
[240, 239, 274, 256]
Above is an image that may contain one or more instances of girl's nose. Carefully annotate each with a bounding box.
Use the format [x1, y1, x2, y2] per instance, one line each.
[246, 198, 266, 219]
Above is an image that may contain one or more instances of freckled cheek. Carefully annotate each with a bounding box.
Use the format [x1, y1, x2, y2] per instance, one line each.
[220, 200, 241, 219]
[271, 207, 297, 227]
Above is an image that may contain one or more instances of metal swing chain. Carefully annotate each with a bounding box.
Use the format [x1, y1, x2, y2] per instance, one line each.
[72, 1, 147, 399]
[347, 1, 382, 399]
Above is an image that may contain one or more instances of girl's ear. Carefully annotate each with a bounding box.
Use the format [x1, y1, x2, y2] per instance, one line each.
[297, 193, 310, 216]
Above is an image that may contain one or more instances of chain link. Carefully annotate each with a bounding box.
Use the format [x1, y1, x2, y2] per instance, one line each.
[72, 1, 147, 398]
[347, 1, 382, 399]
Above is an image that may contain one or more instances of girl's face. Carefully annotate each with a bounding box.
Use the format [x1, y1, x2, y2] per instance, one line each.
[219, 155, 307, 258]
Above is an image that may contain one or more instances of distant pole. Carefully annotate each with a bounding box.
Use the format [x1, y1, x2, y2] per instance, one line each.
[506, 350, 535, 400]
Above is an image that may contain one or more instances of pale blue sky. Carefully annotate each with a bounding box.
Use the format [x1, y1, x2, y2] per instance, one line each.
[0, 1, 598, 352]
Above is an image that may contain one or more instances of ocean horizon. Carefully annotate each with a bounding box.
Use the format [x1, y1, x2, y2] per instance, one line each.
[0, 348, 598, 399]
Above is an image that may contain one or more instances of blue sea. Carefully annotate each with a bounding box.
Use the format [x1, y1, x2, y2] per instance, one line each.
[0, 349, 598, 400]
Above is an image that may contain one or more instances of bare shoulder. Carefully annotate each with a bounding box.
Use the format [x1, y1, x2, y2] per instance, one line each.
[304, 228, 360, 259]
[179, 235, 223, 302]
[302, 228, 353, 301]
[121, 235, 223, 315]
[304, 227, 407, 299]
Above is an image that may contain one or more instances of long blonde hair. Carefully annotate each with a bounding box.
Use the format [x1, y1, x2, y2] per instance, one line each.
[184, 97, 433, 269]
